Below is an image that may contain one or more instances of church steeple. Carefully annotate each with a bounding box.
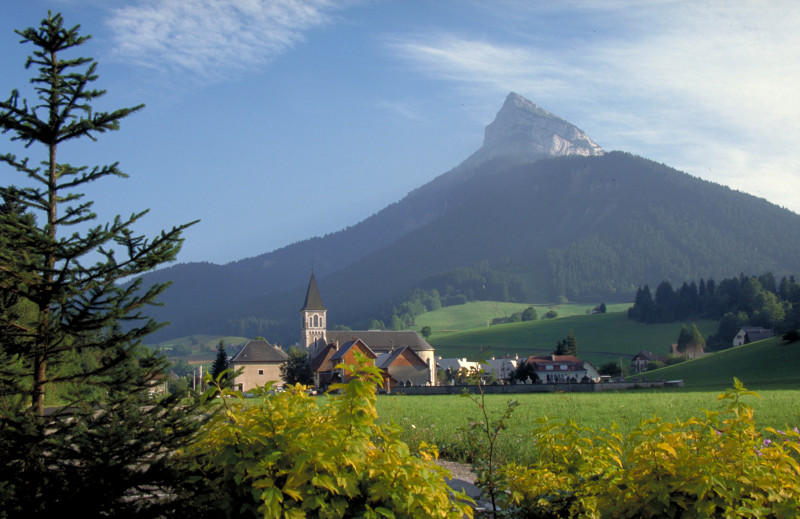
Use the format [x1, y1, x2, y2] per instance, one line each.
[300, 270, 327, 350]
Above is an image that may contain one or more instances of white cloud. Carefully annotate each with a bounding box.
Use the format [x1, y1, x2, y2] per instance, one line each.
[387, 2, 800, 213]
[107, 0, 350, 77]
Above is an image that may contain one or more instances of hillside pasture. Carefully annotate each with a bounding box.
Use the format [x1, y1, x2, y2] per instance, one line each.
[634, 336, 800, 390]
[428, 310, 717, 366]
[414, 301, 630, 333]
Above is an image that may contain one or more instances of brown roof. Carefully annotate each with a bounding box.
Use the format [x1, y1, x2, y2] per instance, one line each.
[231, 339, 289, 363]
[376, 346, 426, 369]
[330, 339, 377, 362]
[325, 330, 433, 353]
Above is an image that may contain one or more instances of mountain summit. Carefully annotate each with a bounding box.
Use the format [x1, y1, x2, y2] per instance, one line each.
[464, 92, 603, 168]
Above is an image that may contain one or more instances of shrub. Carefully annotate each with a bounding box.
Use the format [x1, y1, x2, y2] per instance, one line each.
[499, 378, 800, 517]
[184, 356, 472, 518]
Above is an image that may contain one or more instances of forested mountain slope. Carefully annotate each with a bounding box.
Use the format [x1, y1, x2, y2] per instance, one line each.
[137, 94, 800, 344]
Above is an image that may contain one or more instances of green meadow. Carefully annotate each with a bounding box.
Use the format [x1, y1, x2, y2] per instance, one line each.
[633, 336, 800, 390]
[376, 385, 800, 465]
[423, 307, 717, 367]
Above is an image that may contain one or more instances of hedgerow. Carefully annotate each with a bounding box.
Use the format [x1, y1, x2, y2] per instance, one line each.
[183, 355, 472, 518]
[497, 378, 800, 518]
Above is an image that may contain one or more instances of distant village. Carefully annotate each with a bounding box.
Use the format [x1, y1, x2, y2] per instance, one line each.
[214, 272, 774, 395]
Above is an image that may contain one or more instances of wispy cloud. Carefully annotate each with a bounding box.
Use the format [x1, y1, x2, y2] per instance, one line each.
[107, 0, 352, 78]
[387, 2, 800, 212]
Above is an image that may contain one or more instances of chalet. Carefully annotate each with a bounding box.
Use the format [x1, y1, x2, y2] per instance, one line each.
[302, 271, 437, 388]
[524, 354, 599, 383]
[230, 339, 289, 392]
[733, 327, 774, 347]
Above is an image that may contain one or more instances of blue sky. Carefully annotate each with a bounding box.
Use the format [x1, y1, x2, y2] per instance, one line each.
[2, 1, 799, 265]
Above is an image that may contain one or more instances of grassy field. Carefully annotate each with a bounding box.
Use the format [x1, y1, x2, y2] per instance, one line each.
[427, 310, 718, 366]
[414, 301, 631, 332]
[633, 336, 800, 390]
[375, 386, 800, 465]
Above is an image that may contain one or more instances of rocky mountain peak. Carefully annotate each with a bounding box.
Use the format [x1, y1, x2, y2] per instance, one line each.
[466, 92, 603, 167]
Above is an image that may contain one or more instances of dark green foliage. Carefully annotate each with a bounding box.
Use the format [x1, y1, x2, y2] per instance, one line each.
[521, 306, 537, 321]
[209, 340, 230, 387]
[629, 272, 799, 349]
[510, 360, 538, 383]
[597, 361, 621, 377]
[0, 13, 205, 515]
[783, 330, 800, 343]
[553, 330, 578, 356]
[420, 325, 432, 339]
[280, 346, 313, 386]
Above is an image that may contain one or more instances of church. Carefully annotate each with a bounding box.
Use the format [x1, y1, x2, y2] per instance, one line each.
[301, 271, 437, 390]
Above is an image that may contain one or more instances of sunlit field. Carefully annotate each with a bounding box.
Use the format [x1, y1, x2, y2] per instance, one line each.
[375, 388, 800, 464]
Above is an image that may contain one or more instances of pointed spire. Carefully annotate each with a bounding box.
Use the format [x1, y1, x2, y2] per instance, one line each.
[301, 269, 326, 311]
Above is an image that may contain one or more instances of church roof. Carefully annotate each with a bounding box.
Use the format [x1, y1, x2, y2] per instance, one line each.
[326, 330, 434, 352]
[231, 339, 289, 363]
[300, 270, 326, 311]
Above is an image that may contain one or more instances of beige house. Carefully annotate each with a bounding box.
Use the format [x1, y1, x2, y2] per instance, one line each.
[230, 339, 289, 392]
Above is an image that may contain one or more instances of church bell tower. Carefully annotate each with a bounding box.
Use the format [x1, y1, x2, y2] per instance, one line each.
[300, 270, 327, 350]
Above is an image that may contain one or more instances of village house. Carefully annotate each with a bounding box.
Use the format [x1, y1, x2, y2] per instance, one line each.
[733, 327, 774, 347]
[631, 351, 659, 373]
[524, 354, 599, 383]
[230, 338, 289, 393]
[302, 271, 437, 390]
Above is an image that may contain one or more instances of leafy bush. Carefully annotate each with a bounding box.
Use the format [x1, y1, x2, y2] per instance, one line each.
[498, 378, 800, 517]
[185, 356, 472, 518]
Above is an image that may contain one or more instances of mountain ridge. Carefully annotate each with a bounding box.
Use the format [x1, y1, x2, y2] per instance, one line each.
[137, 94, 800, 343]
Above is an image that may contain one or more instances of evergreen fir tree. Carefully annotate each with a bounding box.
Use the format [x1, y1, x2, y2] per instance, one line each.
[0, 13, 207, 515]
[554, 330, 578, 356]
[210, 339, 230, 387]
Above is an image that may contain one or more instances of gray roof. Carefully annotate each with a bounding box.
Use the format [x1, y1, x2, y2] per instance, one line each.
[326, 330, 434, 352]
[231, 339, 289, 363]
[300, 271, 326, 311]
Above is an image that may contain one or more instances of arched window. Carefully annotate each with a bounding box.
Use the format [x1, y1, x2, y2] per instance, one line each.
[313, 314, 318, 327]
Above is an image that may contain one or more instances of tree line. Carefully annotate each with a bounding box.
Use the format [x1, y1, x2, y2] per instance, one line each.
[628, 272, 800, 348]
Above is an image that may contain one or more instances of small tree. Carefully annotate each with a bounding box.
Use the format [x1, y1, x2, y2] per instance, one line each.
[210, 340, 230, 387]
[521, 306, 537, 321]
[420, 325, 432, 339]
[554, 330, 578, 356]
[510, 360, 538, 383]
[676, 324, 691, 354]
[280, 345, 314, 386]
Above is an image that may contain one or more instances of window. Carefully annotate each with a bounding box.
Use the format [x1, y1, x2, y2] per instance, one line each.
[258, 369, 264, 376]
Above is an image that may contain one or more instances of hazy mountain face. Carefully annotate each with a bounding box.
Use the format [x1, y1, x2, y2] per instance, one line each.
[138, 93, 800, 344]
